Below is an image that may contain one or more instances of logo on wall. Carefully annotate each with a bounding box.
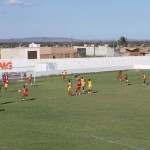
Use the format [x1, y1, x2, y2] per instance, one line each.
[0, 61, 13, 70]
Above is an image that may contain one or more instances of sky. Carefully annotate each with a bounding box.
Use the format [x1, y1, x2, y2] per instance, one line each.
[0, 0, 150, 40]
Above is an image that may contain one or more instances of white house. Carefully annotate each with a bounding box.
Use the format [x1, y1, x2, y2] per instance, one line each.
[75, 44, 114, 57]
[29, 43, 41, 48]
[1, 47, 40, 59]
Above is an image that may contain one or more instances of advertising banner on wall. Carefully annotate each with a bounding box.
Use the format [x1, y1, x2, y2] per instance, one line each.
[0, 59, 31, 72]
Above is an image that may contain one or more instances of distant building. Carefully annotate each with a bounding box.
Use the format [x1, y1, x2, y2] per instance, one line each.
[29, 43, 41, 48]
[0, 43, 78, 59]
[0, 47, 40, 59]
[1, 47, 77, 59]
[119, 47, 150, 56]
[125, 47, 140, 56]
[40, 47, 77, 59]
[74, 44, 114, 57]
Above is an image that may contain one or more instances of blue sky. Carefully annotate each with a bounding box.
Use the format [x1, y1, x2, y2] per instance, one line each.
[0, 0, 150, 40]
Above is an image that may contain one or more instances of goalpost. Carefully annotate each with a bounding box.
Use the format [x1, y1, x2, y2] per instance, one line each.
[0, 66, 36, 83]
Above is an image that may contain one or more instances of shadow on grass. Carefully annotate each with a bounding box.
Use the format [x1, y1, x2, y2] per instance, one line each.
[81, 92, 87, 95]
[0, 101, 14, 105]
[0, 109, 5, 111]
[82, 90, 98, 94]
[29, 98, 37, 101]
[33, 85, 40, 87]
[70, 91, 98, 96]
[9, 89, 18, 92]
[126, 83, 132, 85]
[93, 91, 98, 93]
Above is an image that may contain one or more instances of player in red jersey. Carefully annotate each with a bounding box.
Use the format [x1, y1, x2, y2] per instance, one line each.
[22, 85, 28, 101]
[26, 74, 33, 86]
[124, 74, 129, 85]
[76, 79, 81, 95]
[3, 74, 7, 85]
[115, 71, 122, 81]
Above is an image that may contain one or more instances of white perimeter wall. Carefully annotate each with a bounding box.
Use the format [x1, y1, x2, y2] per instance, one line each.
[0, 57, 150, 76]
[28, 56, 150, 76]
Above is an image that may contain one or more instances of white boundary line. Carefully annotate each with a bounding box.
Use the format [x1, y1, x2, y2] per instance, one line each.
[0, 146, 21, 150]
[91, 135, 147, 150]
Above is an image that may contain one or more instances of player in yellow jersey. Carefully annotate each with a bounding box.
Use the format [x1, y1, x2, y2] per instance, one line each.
[62, 70, 67, 79]
[143, 73, 146, 85]
[4, 79, 9, 92]
[81, 76, 85, 92]
[88, 79, 92, 94]
[67, 80, 72, 96]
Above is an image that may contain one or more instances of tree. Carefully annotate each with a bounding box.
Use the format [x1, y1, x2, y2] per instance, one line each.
[118, 36, 128, 47]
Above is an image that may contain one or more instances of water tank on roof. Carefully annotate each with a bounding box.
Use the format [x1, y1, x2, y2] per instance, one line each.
[105, 44, 109, 47]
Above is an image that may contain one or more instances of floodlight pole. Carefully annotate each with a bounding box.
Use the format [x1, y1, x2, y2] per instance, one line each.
[94, 45, 95, 57]
[113, 38, 115, 49]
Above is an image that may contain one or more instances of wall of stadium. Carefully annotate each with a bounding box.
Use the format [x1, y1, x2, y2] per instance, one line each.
[0, 57, 150, 76]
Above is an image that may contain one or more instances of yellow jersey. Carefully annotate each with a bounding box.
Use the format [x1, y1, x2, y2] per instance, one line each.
[67, 82, 72, 92]
[68, 82, 72, 88]
[88, 81, 92, 89]
[81, 78, 85, 86]
[63, 70, 67, 75]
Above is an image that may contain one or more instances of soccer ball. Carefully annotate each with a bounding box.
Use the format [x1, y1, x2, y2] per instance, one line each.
[18, 90, 21, 92]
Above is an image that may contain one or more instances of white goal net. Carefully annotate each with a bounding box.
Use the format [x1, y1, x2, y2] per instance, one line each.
[0, 66, 35, 83]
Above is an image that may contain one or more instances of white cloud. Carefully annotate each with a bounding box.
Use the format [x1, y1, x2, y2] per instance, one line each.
[21, 3, 41, 8]
[5, 0, 22, 5]
[5, 0, 41, 8]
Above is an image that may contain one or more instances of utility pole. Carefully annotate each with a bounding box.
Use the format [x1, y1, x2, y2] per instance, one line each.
[71, 38, 72, 47]
[94, 44, 95, 57]
[113, 38, 115, 49]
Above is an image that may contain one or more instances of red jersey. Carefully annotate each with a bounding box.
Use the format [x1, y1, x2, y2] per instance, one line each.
[125, 76, 128, 80]
[77, 81, 81, 87]
[3, 76, 6, 82]
[5, 79, 9, 84]
[76, 81, 81, 91]
[118, 72, 122, 78]
[23, 87, 28, 96]
[28, 77, 32, 82]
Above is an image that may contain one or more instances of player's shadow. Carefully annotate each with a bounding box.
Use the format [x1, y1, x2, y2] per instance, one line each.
[0, 109, 5, 111]
[81, 92, 87, 95]
[32, 85, 39, 87]
[35, 80, 45, 83]
[70, 94, 76, 96]
[9, 89, 18, 92]
[0, 101, 14, 105]
[83, 90, 98, 94]
[93, 91, 98, 93]
[29, 98, 37, 101]
[128, 83, 132, 85]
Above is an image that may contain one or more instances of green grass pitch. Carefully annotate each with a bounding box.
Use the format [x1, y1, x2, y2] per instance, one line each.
[0, 71, 150, 150]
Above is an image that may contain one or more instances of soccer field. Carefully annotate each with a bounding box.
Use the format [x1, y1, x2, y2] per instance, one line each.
[0, 71, 150, 150]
